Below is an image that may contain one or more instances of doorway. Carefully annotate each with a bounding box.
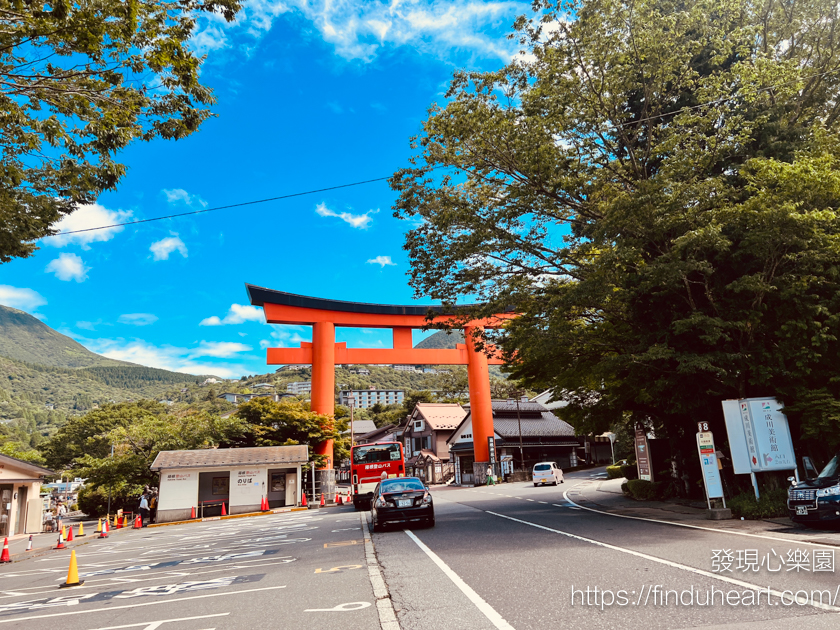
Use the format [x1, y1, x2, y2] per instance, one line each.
[0, 486, 11, 537]
[14, 487, 27, 535]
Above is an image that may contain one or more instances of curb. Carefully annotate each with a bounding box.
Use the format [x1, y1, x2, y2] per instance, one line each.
[148, 506, 311, 528]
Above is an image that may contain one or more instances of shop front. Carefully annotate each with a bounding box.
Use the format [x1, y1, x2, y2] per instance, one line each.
[151, 445, 308, 523]
[0, 454, 55, 536]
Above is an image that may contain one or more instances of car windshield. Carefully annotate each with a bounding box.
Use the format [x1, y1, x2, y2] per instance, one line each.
[818, 454, 840, 479]
[353, 444, 401, 464]
[534, 464, 551, 471]
[380, 479, 425, 493]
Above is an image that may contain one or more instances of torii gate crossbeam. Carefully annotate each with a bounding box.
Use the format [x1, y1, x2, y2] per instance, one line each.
[246, 284, 512, 490]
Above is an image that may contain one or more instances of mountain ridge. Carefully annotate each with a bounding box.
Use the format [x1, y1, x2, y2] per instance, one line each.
[0, 304, 137, 369]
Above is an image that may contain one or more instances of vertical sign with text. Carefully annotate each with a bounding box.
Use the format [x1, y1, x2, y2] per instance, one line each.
[634, 427, 652, 482]
[696, 432, 724, 499]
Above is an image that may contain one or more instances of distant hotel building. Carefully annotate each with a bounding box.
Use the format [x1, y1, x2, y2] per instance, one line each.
[286, 381, 312, 395]
[339, 388, 405, 409]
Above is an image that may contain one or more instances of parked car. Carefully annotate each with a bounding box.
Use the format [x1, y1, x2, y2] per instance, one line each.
[788, 453, 840, 526]
[533, 462, 564, 486]
[370, 477, 434, 531]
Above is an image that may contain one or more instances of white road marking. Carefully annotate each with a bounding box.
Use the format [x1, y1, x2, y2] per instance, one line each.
[0, 586, 286, 624]
[537, 501, 547, 504]
[405, 530, 515, 630]
[487, 511, 840, 613]
[561, 488, 840, 548]
[87, 612, 229, 629]
[304, 602, 371, 612]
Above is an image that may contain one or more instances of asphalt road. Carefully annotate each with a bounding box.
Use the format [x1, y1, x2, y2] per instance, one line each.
[2, 469, 840, 629]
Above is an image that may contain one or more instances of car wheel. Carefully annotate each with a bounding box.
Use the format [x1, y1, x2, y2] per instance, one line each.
[427, 518, 435, 528]
[533, 483, 538, 487]
[370, 515, 378, 532]
[561, 479, 564, 484]
[353, 501, 361, 511]
[553, 481, 558, 486]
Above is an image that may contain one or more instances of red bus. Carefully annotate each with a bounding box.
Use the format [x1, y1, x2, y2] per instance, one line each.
[350, 442, 405, 510]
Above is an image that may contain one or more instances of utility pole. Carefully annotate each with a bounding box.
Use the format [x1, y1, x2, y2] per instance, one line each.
[349, 394, 356, 448]
[106, 443, 114, 516]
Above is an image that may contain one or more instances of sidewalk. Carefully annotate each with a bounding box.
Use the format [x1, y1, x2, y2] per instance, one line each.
[571, 477, 840, 543]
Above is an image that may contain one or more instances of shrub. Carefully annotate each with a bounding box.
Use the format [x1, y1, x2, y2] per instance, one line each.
[606, 465, 624, 479]
[626, 479, 657, 500]
[620, 481, 630, 495]
[77, 485, 139, 518]
[728, 488, 789, 520]
[620, 464, 639, 480]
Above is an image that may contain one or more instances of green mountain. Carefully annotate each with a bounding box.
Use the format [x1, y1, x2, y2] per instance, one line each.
[0, 305, 134, 368]
[414, 330, 464, 349]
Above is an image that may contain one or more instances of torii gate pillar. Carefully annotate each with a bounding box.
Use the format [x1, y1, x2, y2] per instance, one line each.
[246, 285, 513, 488]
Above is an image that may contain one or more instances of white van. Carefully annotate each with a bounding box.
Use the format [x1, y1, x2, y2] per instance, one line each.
[533, 462, 564, 486]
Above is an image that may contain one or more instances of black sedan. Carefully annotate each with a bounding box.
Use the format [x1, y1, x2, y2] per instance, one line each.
[370, 477, 434, 531]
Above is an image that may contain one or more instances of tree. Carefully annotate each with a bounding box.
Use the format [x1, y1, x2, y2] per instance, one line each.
[74, 410, 236, 495]
[39, 401, 166, 470]
[223, 398, 349, 467]
[390, 0, 840, 464]
[0, 0, 241, 263]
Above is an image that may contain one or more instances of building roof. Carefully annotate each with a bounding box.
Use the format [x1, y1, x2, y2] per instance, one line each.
[357, 424, 398, 444]
[349, 420, 377, 435]
[0, 453, 55, 477]
[151, 445, 309, 470]
[410, 403, 466, 431]
[447, 400, 575, 445]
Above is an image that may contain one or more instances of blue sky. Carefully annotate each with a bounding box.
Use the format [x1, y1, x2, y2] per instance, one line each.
[0, 0, 530, 379]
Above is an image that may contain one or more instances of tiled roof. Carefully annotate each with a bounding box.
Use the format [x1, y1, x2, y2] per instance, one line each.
[453, 400, 575, 439]
[350, 420, 377, 434]
[414, 403, 466, 430]
[151, 445, 309, 470]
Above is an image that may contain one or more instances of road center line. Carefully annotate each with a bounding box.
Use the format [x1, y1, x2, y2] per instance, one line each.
[0, 585, 286, 624]
[404, 530, 515, 629]
[561, 487, 840, 548]
[486, 511, 840, 613]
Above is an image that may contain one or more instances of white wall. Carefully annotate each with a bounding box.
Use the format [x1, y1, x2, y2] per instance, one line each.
[158, 470, 199, 510]
[229, 467, 266, 507]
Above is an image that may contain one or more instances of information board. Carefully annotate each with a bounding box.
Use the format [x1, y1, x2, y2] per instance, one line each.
[696, 432, 724, 499]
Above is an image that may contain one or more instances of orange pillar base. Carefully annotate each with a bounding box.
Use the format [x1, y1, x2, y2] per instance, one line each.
[465, 326, 494, 465]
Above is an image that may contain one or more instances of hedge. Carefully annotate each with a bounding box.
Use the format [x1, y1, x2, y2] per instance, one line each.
[728, 488, 789, 520]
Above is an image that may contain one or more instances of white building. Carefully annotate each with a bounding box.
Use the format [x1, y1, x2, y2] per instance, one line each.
[286, 381, 312, 394]
[151, 445, 308, 522]
[339, 389, 405, 409]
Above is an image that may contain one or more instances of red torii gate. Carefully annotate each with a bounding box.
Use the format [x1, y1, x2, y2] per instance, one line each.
[246, 285, 511, 486]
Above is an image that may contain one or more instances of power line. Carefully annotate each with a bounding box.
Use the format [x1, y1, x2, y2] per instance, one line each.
[47, 175, 393, 237]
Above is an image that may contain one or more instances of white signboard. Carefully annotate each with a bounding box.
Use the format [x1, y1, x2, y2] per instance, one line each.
[696, 432, 724, 499]
[721, 397, 796, 473]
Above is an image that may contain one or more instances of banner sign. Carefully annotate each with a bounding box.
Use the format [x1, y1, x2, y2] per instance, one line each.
[697, 432, 724, 499]
[722, 398, 796, 473]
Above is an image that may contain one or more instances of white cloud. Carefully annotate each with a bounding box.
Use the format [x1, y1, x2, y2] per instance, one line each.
[0, 285, 47, 312]
[76, 320, 102, 331]
[315, 202, 376, 229]
[46, 203, 132, 250]
[200, 303, 265, 326]
[162, 188, 208, 208]
[190, 341, 253, 358]
[118, 313, 159, 326]
[45, 253, 89, 282]
[150, 233, 188, 261]
[193, 1, 523, 63]
[367, 255, 396, 267]
[79, 337, 246, 378]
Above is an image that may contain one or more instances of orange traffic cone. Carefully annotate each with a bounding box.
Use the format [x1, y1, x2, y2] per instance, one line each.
[0, 538, 10, 562]
[95, 519, 102, 534]
[98, 519, 108, 539]
[320, 493, 325, 507]
[54, 533, 66, 550]
[301, 492, 308, 508]
[190, 506, 196, 519]
[59, 550, 84, 588]
[25, 535, 33, 552]
[221, 502, 227, 516]
[77, 522, 85, 537]
[66, 526, 74, 542]
[133, 514, 142, 529]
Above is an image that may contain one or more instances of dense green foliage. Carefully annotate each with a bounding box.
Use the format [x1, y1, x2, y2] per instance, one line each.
[391, 0, 840, 469]
[729, 488, 789, 520]
[0, 0, 241, 262]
